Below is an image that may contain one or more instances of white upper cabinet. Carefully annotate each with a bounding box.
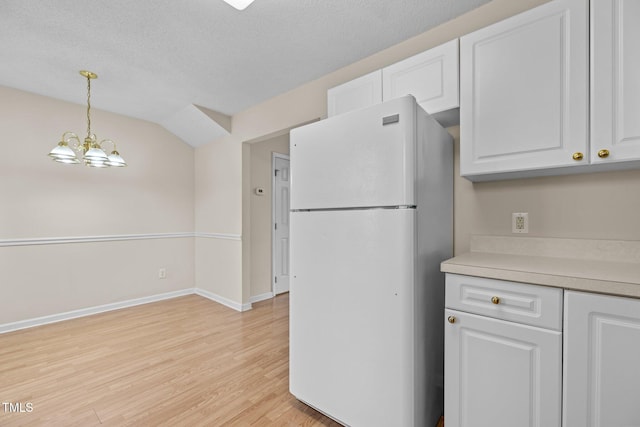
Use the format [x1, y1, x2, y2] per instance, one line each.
[382, 39, 459, 126]
[460, 0, 589, 180]
[591, 0, 640, 164]
[327, 40, 460, 125]
[327, 70, 382, 117]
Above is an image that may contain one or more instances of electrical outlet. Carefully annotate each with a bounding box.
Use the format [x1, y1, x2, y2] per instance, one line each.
[512, 213, 529, 233]
[158, 268, 167, 279]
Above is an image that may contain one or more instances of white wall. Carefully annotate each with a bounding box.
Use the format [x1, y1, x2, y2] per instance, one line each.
[0, 85, 195, 325]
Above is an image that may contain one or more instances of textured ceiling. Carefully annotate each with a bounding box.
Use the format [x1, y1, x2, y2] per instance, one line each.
[0, 0, 490, 146]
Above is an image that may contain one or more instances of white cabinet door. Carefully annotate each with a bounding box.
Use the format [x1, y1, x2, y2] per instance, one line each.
[327, 70, 382, 117]
[460, 0, 588, 179]
[383, 39, 459, 125]
[563, 291, 640, 427]
[591, 0, 640, 164]
[445, 309, 562, 427]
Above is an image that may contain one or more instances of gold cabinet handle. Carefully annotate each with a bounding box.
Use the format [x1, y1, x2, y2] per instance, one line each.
[447, 316, 456, 324]
[598, 149, 610, 158]
[491, 296, 501, 304]
[572, 152, 584, 161]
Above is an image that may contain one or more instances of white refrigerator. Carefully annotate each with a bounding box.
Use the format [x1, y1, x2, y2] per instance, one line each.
[289, 95, 453, 427]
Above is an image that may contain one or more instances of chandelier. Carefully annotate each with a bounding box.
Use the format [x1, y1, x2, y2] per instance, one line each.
[48, 70, 127, 168]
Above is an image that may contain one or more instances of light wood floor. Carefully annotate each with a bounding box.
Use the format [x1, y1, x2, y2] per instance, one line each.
[0, 294, 445, 426]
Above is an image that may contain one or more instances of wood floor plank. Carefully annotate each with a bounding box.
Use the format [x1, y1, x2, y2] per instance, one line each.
[0, 293, 442, 426]
[0, 294, 342, 426]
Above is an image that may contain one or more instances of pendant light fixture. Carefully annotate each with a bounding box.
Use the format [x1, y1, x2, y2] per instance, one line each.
[48, 70, 127, 168]
[223, 0, 255, 10]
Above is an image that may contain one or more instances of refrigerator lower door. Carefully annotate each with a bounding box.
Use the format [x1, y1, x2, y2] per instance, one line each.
[290, 208, 417, 427]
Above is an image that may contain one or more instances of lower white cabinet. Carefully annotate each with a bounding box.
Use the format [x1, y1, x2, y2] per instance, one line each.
[445, 274, 640, 427]
[563, 291, 640, 427]
[445, 309, 562, 427]
[444, 274, 562, 427]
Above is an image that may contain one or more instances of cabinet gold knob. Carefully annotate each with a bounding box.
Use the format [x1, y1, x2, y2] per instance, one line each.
[598, 149, 610, 158]
[447, 316, 456, 324]
[491, 296, 501, 304]
[572, 152, 584, 161]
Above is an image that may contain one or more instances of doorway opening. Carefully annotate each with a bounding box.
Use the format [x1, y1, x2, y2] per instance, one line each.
[272, 153, 290, 295]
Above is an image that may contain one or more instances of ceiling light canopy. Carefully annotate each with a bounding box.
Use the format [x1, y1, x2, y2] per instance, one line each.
[223, 0, 255, 10]
[48, 70, 127, 168]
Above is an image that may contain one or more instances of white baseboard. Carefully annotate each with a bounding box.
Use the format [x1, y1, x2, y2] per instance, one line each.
[194, 288, 252, 312]
[248, 292, 274, 304]
[0, 288, 194, 334]
[0, 287, 255, 334]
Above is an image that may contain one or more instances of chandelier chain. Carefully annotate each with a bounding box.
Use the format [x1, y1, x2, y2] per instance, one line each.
[86, 75, 91, 139]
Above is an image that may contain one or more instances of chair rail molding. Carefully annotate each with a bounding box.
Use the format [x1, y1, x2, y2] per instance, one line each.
[0, 231, 243, 247]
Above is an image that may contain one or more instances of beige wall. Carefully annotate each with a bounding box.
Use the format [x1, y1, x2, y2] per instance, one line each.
[194, 133, 243, 301]
[0, 85, 195, 324]
[195, 0, 553, 305]
[4, 0, 634, 319]
[244, 134, 290, 299]
[451, 128, 640, 252]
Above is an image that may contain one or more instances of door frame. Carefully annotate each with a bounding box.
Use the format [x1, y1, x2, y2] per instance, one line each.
[272, 152, 290, 295]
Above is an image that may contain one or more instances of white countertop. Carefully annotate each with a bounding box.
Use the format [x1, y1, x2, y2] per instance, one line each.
[441, 236, 640, 298]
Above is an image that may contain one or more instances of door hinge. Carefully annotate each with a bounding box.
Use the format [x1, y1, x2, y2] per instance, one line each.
[275, 223, 277, 230]
[275, 169, 279, 177]
[275, 276, 278, 283]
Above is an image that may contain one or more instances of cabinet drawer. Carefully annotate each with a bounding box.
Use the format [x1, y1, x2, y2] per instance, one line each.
[445, 274, 563, 330]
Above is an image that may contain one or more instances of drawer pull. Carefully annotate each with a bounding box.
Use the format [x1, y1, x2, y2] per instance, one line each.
[572, 152, 584, 161]
[491, 296, 501, 305]
[598, 149, 610, 158]
[447, 316, 456, 324]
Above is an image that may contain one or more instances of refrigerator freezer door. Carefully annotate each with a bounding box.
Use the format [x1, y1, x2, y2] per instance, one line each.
[290, 96, 417, 210]
[290, 208, 416, 427]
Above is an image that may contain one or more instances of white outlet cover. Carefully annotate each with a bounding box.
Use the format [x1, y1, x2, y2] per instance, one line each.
[512, 212, 529, 233]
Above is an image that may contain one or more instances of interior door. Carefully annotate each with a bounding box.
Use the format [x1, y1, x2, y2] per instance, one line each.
[273, 154, 290, 295]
